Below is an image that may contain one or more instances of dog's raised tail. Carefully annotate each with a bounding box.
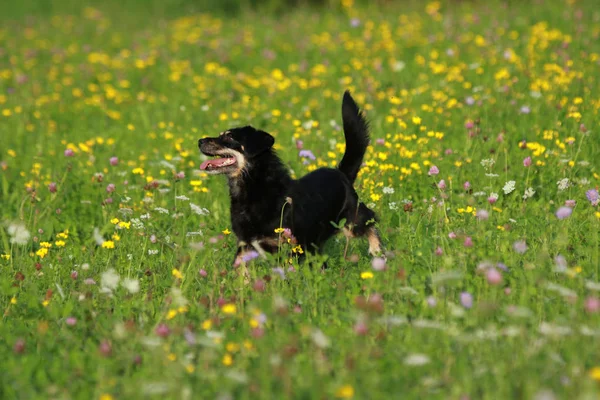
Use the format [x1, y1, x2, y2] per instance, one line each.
[338, 90, 370, 184]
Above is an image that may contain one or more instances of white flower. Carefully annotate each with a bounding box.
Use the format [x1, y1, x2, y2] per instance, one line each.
[148, 249, 159, 255]
[388, 202, 398, 211]
[489, 192, 499, 201]
[392, 61, 406, 71]
[121, 278, 140, 294]
[190, 203, 210, 215]
[154, 207, 169, 214]
[93, 227, 105, 245]
[557, 178, 570, 191]
[7, 222, 31, 245]
[140, 213, 151, 220]
[473, 191, 487, 197]
[170, 287, 188, 307]
[175, 195, 190, 201]
[503, 180, 516, 194]
[404, 354, 430, 366]
[523, 187, 536, 200]
[480, 158, 496, 168]
[311, 328, 330, 349]
[383, 186, 395, 194]
[100, 268, 120, 293]
[130, 218, 144, 230]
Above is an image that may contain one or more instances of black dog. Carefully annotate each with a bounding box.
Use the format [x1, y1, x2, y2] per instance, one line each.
[198, 91, 382, 266]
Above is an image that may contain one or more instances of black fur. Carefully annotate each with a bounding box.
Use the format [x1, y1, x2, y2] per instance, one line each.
[198, 90, 381, 265]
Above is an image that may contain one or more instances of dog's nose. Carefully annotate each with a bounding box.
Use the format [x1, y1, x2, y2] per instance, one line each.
[198, 138, 206, 148]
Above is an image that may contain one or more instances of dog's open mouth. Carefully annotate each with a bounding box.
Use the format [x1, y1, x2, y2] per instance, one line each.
[199, 156, 237, 171]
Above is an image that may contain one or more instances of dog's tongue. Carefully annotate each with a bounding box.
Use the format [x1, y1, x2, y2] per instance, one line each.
[199, 158, 232, 170]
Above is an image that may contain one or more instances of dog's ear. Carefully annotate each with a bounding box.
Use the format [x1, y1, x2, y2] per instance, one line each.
[244, 129, 275, 157]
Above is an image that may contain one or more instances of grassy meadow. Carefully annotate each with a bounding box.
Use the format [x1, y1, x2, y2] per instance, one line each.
[1, 0, 600, 398]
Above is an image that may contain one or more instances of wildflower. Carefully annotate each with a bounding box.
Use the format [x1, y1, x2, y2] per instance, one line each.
[155, 324, 171, 338]
[523, 187, 536, 200]
[460, 292, 473, 309]
[7, 222, 30, 245]
[299, 150, 316, 160]
[360, 271, 374, 279]
[437, 179, 446, 190]
[565, 200, 576, 207]
[503, 181, 516, 194]
[1, 254, 10, 260]
[448, 232, 457, 239]
[428, 165, 439, 176]
[110, 218, 119, 224]
[463, 181, 471, 190]
[434, 247, 443, 256]
[65, 317, 77, 326]
[513, 240, 528, 254]
[371, 257, 386, 271]
[190, 203, 209, 215]
[106, 183, 115, 193]
[222, 354, 233, 366]
[557, 178, 570, 191]
[523, 157, 532, 167]
[121, 278, 140, 294]
[488, 193, 499, 204]
[48, 182, 57, 193]
[335, 385, 354, 398]
[172, 269, 183, 279]
[102, 240, 115, 249]
[486, 268, 503, 285]
[36, 248, 49, 258]
[100, 269, 120, 293]
[54, 240, 66, 247]
[382, 186, 394, 194]
[555, 206, 573, 220]
[222, 303, 237, 314]
[585, 297, 600, 313]
[64, 148, 74, 157]
[463, 237, 473, 247]
[404, 354, 431, 366]
[222, 228, 231, 235]
[272, 267, 286, 279]
[586, 189, 599, 206]
[476, 209, 489, 220]
[311, 328, 330, 349]
[520, 106, 531, 114]
[589, 367, 600, 381]
[109, 157, 118, 166]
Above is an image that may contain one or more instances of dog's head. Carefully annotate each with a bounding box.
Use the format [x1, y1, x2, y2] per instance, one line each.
[198, 126, 275, 176]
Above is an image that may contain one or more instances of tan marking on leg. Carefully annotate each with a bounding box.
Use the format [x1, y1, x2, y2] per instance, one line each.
[342, 227, 355, 238]
[251, 240, 268, 258]
[367, 227, 382, 256]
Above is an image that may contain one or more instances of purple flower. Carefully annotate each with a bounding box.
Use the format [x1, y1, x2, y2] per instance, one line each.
[464, 236, 473, 247]
[496, 262, 509, 272]
[460, 292, 473, 309]
[428, 166, 439, 176]
[375, 138, 385, 145]
[48, 182, 57, 193]
[476, 209, 489, 221]
[64, 148, 74, 157]
[465, 96, 475, 106]
[486, 268, 502, 285]
[448, 232, 457, 239]
[299, 150, 316, 160]
[65, 317, 77, 326]
[242, 250, 260, 263]
[371, 257, 386, 271]
[350, 18, 361, 27]
[465, 121, 474, 129]
[555, 206, 573, 220]
[523, 156, 532, 167]
[513, 240, 528, 254]
[175, 171, 185, 180]
[586, 189, 599, 206]
[272, 267, 286, 280]
[520, 106, 531, 114]
[565, 199, 576, 207]
[199, 269, 207, 277]
[434, 246, 443, 256]
[106, 183, 115, 193]
[437, 179, 446, 190]
[426, 296, 437, 307]
[155, 323, 171, 338]
[109, 157, 119, 166]
[463, 181, 471, 190]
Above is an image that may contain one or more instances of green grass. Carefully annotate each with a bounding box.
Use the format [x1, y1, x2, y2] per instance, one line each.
[1, 0, 600, 398]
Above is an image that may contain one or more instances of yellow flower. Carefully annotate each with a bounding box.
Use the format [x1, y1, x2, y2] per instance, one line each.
[132, 167, 144, 175]
[201, 319, 212, 330]
[110, 218, 120, 224]
[167, 353, 176, 361]
[185, 364, 195, 373]
[274, 228, 284, 234]
[222, 228, 231, 235]
[226, 342, 240, 353]
[54, 240, 66, 247]
[10, 297, 17, 304]
[36, 248, 49, 258]
[335, 384, 355, 398]
[102, 241, 115, 249]
[112, 233, 120, 241]
[221, 303, 237, 314]
[360, 271, 374, 280]
[1, 254, 10, 260]
[411, 116, 421, 125]
[166, 309, 178, 320]
[99, 395, 114, 400]
[42, 300, 50, 307]
[589, 367, 600, 381]
[596, 211, 600, 219]
[56, 231, 69, 239]
[40, 242, 52, 248]
[222, 353, 233, 366]
[172, 269, 183, 279]
[117, 221, 131, 230]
